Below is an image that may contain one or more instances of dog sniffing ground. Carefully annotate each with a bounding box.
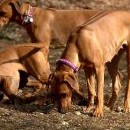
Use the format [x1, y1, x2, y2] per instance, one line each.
[0, 41, 128, 130]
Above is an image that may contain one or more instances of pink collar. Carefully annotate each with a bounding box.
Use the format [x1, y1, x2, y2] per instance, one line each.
[28, 5, 33, 17]
[22, 5, 33, 24]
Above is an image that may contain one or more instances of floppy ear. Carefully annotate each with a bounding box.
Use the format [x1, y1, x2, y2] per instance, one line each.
[63, 73, 79, 91]
[10, 0, 22, 14]
[63, 73, 86, 100]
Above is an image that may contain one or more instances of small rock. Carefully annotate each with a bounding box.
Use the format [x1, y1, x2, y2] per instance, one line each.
[75, 111, 81, 115]
[104, 106, 110, 111]
[61, 121, 69, 126]
[61, 115, 65, 118]
[39, 112, 44, 115]
[116, 106, 122, 112]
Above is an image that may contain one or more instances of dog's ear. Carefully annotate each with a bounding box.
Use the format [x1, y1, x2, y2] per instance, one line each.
[10, 0, 22, 14]
[63, 73, 79, 91]
[63, 73, 86, 100]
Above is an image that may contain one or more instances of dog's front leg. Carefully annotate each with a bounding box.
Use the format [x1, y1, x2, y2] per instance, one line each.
[84, 68, 96, 112]
[93, 65, 104, 117]
[106, 51, 123, 110]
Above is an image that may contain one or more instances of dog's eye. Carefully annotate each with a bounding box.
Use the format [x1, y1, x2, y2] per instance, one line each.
[0, 11, 5, 17]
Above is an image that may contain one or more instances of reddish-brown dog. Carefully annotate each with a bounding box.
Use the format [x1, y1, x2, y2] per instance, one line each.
[52, 10, 130, 117]
[0, 43, 51, 102]
[0, 0, 122, 110]
[0, 0, 102, 50]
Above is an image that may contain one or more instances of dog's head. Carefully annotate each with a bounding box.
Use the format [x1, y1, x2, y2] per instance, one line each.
[50, 71, 79, 114]
[0, 0, 31, 27]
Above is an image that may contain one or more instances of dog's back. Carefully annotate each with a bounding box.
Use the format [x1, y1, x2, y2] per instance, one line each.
[0, 43, 47, 75]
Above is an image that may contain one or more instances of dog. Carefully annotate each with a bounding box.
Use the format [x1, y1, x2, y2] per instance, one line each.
[52, 10, 130, 117]
[0, 0, 123, 109]
[0, 43, 51, 102]
[0, 0, 102, 49]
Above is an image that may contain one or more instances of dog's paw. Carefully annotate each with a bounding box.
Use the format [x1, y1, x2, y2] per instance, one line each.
[93, 107, 103, 117]
[123, 100, 130, 112]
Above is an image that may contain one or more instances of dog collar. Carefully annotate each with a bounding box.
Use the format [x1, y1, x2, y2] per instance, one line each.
[28, 5, 33, 17]
[22, 5, 33, 24]
[56, 59, 78, 73]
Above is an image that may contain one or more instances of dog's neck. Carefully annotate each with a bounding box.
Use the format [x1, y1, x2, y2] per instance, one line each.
[14, 3, 35, 24]
[21, 5, 33, 24]
[13, 4, 43, 41]
[56, 42, 82, 73]
[56, 59, 80, 75]
[56, 63, 74, 74]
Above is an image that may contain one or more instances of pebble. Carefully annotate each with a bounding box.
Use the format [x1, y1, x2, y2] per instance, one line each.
[75, 111, 81, 115]
[116, 106, 122, 112]
[61, 121, 69, 126]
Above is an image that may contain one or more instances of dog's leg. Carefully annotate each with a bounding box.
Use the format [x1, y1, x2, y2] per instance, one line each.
[84, 68, 96, 112]
[1, 73, 38, 104]
[25, 52, 51, 84]
[93, 65, 104, 117]
[124, 46, 130, 112]
[1, 75, 19, 102]
[1, 71, 20, 102]
[106, 49, 123, 109]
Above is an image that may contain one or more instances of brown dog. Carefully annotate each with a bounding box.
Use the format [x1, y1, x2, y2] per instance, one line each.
[0, 43, 51, 102]
[0, 0, 122, 109]
[0, 0, 101, 48]
[52, 10, 130, 117]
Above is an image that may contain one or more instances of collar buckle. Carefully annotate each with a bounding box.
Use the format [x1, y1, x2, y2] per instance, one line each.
[22, 5, 33, 24]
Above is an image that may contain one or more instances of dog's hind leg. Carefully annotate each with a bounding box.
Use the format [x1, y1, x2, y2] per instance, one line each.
[124, 45, 130, 112]
[1, 73, 37, 104]
[106, 49, 124, 110]
[1, 72, 20, 102]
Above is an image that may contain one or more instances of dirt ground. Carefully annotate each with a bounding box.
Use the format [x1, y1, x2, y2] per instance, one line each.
[0, 0, 130, 129]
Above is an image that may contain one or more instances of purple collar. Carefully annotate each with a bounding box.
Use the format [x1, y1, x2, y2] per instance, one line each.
[56, 59, 78, 73]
